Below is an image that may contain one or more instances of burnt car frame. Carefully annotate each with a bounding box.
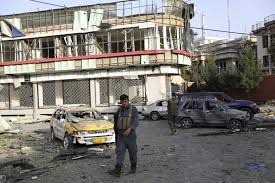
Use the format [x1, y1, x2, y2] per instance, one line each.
[177, 96, 250, 131]
[179, 92, 260, 119]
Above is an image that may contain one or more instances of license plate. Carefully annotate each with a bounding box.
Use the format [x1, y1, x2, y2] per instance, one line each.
[93, 137, 106, 144]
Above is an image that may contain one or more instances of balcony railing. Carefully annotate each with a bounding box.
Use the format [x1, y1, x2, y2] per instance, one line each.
[252, 14, 275, 32]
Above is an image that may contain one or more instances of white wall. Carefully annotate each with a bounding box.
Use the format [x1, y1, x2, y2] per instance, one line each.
[145, 75, 171, 104]
[256, 35, 269, 66]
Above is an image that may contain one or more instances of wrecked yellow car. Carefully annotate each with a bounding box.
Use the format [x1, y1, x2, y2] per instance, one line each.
[50, 106, 115, 149]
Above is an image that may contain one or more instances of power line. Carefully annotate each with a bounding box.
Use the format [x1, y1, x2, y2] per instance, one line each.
[191, 26, 250, 35]
[29, 0, 66, 8]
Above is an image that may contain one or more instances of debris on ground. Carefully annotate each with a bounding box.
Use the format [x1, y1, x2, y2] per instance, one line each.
[52, 148, 111, 162]
[0, 175, 6, 183]
[0, 117, 11, 133]
[244, 162, 266, 170]
[8, 139, 21, 149]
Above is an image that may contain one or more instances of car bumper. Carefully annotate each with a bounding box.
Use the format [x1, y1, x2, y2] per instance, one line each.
[73, 133, 115, 145]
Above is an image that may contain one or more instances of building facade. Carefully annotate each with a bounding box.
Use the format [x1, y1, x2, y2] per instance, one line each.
[0, 0, 193, 115]
[252, 14, 275, 75]
[193, 36, 256, 72]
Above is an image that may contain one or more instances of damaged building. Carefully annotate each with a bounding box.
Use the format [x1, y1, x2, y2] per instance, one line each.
[0, 0, 194, 115]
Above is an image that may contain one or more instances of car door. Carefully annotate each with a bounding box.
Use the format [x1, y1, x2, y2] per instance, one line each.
[52, 109, 60, 139]
[180, 99, 205, 124]
[161, 100, 168, 117]
[155, 100, 167, 116]
[204, 100, 227, 126]
[56, 110, 66, 139]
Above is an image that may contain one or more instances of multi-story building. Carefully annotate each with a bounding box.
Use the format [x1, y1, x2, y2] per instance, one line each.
[0, 0, 194, 116]
[193, 35, 256, 72]
[252, 14, 275, 74]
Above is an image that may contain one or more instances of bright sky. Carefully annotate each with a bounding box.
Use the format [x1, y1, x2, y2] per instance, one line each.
[0, 0, 274, 38]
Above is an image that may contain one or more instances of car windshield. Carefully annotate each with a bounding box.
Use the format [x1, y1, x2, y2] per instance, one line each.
[222, 93, 233, 102]
[216, 100, 230, 110]
[67, 111, 103, 122]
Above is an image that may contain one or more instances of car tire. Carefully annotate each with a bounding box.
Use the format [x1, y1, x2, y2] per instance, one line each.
[228, 119, 242, 131]
[64, 133, 74, 150]
[150, 111, 160, 121]
[240, 108, 253, 119]
[50, 127, 56, 142]
[177, 118, 193, 129]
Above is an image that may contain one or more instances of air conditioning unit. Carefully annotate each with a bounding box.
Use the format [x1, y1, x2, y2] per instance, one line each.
[73, 11, 88, 31]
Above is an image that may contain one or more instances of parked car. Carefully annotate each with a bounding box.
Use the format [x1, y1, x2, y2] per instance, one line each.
[141, 100, 168, 120]
[179, 92, 260, 119]
[177, 96, 250, 130]
[50, 105, 115, 149]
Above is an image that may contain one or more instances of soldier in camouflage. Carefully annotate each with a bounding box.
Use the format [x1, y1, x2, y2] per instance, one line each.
[168, 92, 178, 135]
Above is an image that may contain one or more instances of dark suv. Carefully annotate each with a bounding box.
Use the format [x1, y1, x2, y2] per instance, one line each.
[179, 92, 260, 119]
[177, 96, 249, 130]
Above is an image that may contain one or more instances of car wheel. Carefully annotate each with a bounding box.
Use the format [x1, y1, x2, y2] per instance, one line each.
[50, 127, 56, 142]
[150, 112, 160, 121]
[63, 133, 74, 150]
[228, 119, 242, 131]
[181, 118, 193, 129]
[240, 108, 253, 119]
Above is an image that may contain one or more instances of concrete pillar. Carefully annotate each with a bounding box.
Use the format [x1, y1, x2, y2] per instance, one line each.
[90, 79, 96, 107]
[176, 27, 180, 50]
[38, 83, 43, 108]
[145, 75, 170, 104]
[268, 31, 272, 75]
[33, 83, 39, 119]
[55, 81, 63, 106]
[10, 86, 20, 108]
[163, 25, 169, 50]
[108, 31, 112, 53]
[95, 80, 101, 106]
[154, 26, 160, 50]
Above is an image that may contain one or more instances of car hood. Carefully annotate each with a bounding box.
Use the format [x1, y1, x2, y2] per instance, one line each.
[70, 120, 114, 131]
[227, 108, 247, 116]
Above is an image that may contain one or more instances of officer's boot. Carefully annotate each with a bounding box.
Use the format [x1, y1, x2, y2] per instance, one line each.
[129, 163, 137, 174]
[108, 165, 122, 177]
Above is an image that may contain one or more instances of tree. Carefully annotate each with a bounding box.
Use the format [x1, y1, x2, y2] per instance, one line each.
[237, 48, 262, 92]
[181, 60, 203, 87]
[201, 53, 223, 91]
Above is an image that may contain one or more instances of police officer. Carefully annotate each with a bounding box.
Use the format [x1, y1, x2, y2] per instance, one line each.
[168, 92, 178, 135]
[108, 94, 139, 177]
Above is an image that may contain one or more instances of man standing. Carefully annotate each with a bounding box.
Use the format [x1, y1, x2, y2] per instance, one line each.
[168, 92, 178, 135]
[108, 94, 139, 177]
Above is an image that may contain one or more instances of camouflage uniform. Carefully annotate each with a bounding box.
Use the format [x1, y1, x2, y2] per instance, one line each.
[168, 97, 178, 135]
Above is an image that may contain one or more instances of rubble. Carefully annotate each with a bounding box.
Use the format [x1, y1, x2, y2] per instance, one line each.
[0, 175, 6, 183]
[8, 139, 21, 149]
[0, 117, 11, 133]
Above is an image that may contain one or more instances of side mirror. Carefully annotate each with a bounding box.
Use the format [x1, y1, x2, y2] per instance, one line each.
[103, 116, 109, 121]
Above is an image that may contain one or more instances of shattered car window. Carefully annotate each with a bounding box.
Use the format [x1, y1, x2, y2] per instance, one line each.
[67, 111, 103, 122]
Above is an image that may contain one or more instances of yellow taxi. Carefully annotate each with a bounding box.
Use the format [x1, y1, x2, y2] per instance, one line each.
[50, 105, 115, 149]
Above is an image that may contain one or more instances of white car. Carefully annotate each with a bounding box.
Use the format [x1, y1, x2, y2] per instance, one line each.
[141, 100, 168, 120]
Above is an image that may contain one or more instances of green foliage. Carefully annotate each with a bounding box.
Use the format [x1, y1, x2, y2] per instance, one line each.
[237, 48, 262, 92]
[182, 48, 262, 92]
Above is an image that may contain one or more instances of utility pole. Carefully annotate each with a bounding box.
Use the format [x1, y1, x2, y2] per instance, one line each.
[201, 13, 205, 43]
[227, 0, 231, 39]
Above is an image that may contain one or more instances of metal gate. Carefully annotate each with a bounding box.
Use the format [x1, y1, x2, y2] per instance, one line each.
[63, 80, 90, 105]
